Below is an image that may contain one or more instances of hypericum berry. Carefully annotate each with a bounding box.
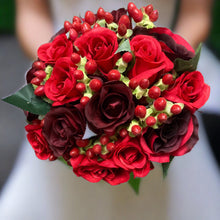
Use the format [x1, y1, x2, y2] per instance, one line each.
[69, 148, 80, 158]
[32, 61, 45, 70]
[73, 70, 84, 80]
[97, 7, 105, 19]
[93, 144, 102, 155]
[89, 79, 102, 92]
[158, 113, 168, 123]
[131, 125, 142, 136]
[171, 104, 182, 115]
[49, 154, 57, 161]
[85, 60, 97, 74]
[31, 77, 42, 86]
[135, 105, 146, 118]
[69, 28, 78, 41]
[131, 8, 143, 23]
[127, 2, 137, 15]
[64, 21, 72, 32]
[100, 135, 109, 145]
[72, 21, 82, 32]
[148, 86, 161, 99]
[108, 69, 121, 81]
[86, 148, 95, 159]
[139, 78, 149, 89]
[76, 139, 90, 148]
[122, 52, 133, 63]
[162, 74, 174, 85]
[119, 128, 128, 138]
[129, 78, 139, 90]
[106, 142, 115, 152]
[146, 116, 156, 127]
[71, 53, 81, 64]
[81, 22, 91, 33]
[85, 11, 96, 25]
[118, 15, 131, 28]
[105, 12, 114, 24]
[40, 119, 44, 127]
[72, 16, 81, 23]
[93, 23, 101, 28]
[34, 85, 45, 96]
[149, 10, 159, 22]
[145, 4, 154, 15]
[118, 23, 127, 36]
[76, 82, 86, 93]
[80, 96, 90, 106]
[154, 97, 167, 111]
[34, 70, 46, 80]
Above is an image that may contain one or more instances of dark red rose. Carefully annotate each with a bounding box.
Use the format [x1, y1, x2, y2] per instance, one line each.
[72, 157, 130, 185]
[38, 34, 73, 63]
[74, 27, 119, 74]
[85, 81, 135, 135]
[113, 136, 151, 178]
[42, 105, 86, 157]
[25, 123, 52, 160]
[129, 35, 173, 83]
[140, 109, 199, 163]
[132, 27, 195, 61]
[163, 71, 210, 113]
[44, 57, 81, 106]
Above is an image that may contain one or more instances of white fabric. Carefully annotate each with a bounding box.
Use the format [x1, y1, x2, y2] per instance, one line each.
[0, 1, 220, 219]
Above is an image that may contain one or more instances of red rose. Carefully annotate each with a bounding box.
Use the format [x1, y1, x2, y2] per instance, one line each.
[163, 71, 210, 112]
[129, 35, 173, 83]
[113, 136, 151, 178]
[133, 27, 195, 61]
[140, 110, 199, 163]
[45, 57, 81, 106]
[85, 81, 135, 135]
[72, 157, 130, 185]
[74, 27, 119, 74]
[25, 123, 52, 160]
[42, 105, 86, 157]
[38, 34, 73, 63]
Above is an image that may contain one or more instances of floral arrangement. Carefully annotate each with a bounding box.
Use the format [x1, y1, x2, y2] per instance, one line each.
[3, 2, 210, 193]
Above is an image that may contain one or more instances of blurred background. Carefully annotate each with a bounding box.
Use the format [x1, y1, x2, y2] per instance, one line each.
[0, 0, 220, 193]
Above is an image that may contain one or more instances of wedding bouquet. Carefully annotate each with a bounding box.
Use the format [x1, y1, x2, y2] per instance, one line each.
[3, 2, 210, 193]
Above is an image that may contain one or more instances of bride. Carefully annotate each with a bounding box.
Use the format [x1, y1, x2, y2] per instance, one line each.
[0, 0, 219, 219]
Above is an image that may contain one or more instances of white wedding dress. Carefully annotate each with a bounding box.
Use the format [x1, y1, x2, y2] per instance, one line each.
[0, 1, 219, 220]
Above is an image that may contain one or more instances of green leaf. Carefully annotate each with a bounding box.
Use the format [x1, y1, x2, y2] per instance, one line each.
[161, 156, 174, 178]
[174, 43, 202, 74]
[128, 172, 141, 194]
[2, 84, 51, 115]
[115, 39, 131, 54]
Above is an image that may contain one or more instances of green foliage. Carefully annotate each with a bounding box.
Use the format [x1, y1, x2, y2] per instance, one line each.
[2, 84, 51, 115]
[174, 44, 202, 74]
[128, 172, 141, 194]
[161, 156, 174, 178]
[115, 39, 131, 54]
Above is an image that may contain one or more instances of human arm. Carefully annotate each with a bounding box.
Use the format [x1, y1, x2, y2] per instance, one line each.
[174, 0, 213, 49]
[15, 0, 53, 60]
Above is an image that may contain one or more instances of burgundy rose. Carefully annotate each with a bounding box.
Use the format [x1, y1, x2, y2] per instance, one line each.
[44, 57, 81, 106]
[140, 109, 199, 163]
[129, 35, 173, 84]
[113, 136, 151, 178]
[72, 157, 130, 185]
[38, 34, 73, 63]
[85, 81, 135, 135]
[74, 27, 119, 74]
[25, 123, 52, 160]
[163, 71, 210, 113]
[42, 105, 86, 157]
[133, 27, 195, 61]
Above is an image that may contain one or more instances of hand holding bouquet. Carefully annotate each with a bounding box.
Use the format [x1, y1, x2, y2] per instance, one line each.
[3, 2, 210, 193]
